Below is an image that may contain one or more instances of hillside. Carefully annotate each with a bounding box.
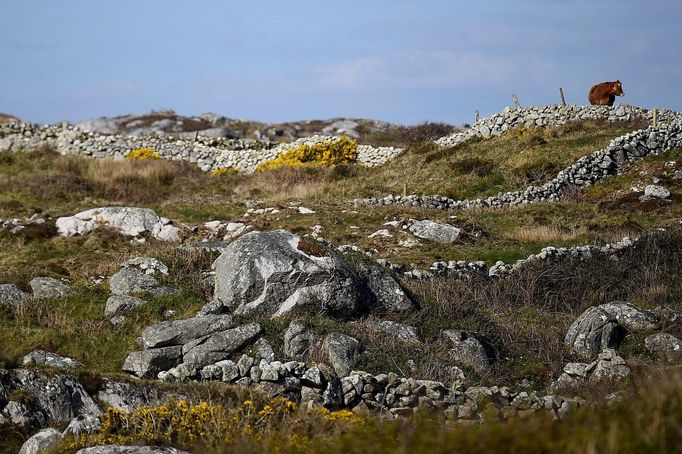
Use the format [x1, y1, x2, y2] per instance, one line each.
[73, 109, 461, 145]
[0, 105, 681, 453]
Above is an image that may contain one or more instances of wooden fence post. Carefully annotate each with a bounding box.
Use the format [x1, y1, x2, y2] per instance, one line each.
[559, 87, 566, 106]
[475, 110, 480, 123]
[652, 108, 658, 128]
[512, 94, 521, 109]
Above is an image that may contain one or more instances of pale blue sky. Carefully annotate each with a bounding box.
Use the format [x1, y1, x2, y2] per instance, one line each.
[1, 0, 680, 125]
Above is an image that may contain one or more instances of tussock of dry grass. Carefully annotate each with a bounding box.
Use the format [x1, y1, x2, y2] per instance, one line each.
[503, 225, 589, 243]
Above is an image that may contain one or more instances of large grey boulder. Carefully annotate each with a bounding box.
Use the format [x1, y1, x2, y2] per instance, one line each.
[141, 315, 234, 349]
[284, 321, 314, 359]
[18, 427, 62, 454]
[105, 295, 146, 318]
[22, 350, 82, 369]
[323, 332, 361, 376]
[645, 333, 682, 362]
[11, 369, 102, 422]
[599, 302, 661, 331]
[213, 230, 374, 318]
[373, 320, 422, 344]
[29, 277, 74, 299]
[109, 268, 176, 297]
[182, 323, 263, 369]
[122, 346, 183, 378]
[56, 207, 181, 242]
[76, 447, 190, 454]
[442, 330, 498, 372]
[408, 220, 461, 244]
[0, 283, 27, 307]
[564, 306, 624, 360]
[356, 261, 417, 312]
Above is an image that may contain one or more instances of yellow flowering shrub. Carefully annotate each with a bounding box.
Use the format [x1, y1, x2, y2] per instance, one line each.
[256, 136, 358, 172]
[211, 167, 239, 176]
[126, 147, 161, 160]
[62, 397, 365, 452]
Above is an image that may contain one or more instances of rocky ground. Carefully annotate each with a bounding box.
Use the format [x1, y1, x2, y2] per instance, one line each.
[0, 105, 681, 453]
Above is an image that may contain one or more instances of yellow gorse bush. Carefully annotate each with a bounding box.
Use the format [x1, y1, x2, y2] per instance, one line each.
[63, 397, 365, 452]
[211, 166, 239, 176]
[126, 147, 161, 160]
[256, 136, 358, 172]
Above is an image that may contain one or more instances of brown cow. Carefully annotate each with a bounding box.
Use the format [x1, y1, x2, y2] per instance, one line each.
[588, 80, 624, 106]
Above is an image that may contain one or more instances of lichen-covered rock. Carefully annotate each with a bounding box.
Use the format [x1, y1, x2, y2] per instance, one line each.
[599, 301, 660, 331]
[29, 276, 74, 299]
[408, 220, 461, 243]
[62, 414, 102, 437]
[373, 320, 422, 344]
[213, 230, 374, 319]
[141, 315, 234, 349]
[2, 401, 46, 428]
[21, 349, 82, 369]
[96, 379, 171, 412]
[109, 268, 176, 297]
[356, 261, 417, 312]
[564, 306, 624, 360]
[11, 369, 102, 422]
[122, 347, 183, 378]
[104, 295, 146, 318]
[0, 283, 27, 307]
[588, 348, 630, 383]
[442, 329, 498, 371]
[645, 333, 682, 362]
[283, 321, 314, 359]
[323, 332, 361, 376]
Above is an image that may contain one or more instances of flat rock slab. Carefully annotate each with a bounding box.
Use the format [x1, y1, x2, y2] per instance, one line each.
[408, 220, 461, 243]
[182, 322, 263, 369]
[141, 314, 234, 349]
[599, 301, 660, 331]
[122, 346, 183, 378]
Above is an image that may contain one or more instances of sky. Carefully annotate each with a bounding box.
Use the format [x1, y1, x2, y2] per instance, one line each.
[1, 0, 681, 125]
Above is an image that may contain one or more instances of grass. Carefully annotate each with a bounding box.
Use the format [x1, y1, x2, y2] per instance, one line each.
[1, 117, 682, 452]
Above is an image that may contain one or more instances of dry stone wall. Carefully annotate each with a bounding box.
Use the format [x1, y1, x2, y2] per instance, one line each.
[355, 105, 682, 210]
[0, 122, 401, 173]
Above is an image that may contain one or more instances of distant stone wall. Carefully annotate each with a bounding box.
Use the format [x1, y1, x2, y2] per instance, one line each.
[435, 104, 680, 148]
[355, 106, 682, 210]
[0, 122, 401, 173]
